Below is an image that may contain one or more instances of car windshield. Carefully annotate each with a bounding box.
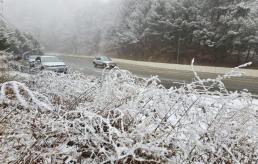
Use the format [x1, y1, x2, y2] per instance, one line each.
[41, 56, 61, 62]
[100, 56, 112, 61]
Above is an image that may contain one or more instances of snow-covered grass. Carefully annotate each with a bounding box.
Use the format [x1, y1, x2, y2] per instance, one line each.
[0, 62, 257, 163]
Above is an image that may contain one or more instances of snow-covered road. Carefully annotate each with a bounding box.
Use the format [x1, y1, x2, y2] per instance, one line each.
[56, 54, 258, 96]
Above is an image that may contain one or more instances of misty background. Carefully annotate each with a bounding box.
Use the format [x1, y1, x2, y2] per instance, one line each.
[2, 0, 258, 67]
[4, 0, 121, 54]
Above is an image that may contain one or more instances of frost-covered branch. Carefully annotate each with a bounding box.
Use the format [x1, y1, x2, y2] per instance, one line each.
[0, 67, 257, 163]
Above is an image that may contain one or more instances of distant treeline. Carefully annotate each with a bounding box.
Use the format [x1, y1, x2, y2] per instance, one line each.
[108, 0, 258, 67]
[0, 18, 42, 59]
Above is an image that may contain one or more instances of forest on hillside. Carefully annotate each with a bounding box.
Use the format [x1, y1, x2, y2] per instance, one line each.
[0, 17, 42, 59]
[109, 0, 258, 67]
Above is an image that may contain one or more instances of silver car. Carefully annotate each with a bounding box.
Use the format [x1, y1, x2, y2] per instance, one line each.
[93, 56, 116, 68]
[35, 56, 68, 73]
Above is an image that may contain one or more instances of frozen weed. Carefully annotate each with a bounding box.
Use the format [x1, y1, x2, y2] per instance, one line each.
[0, 64, 257, 163]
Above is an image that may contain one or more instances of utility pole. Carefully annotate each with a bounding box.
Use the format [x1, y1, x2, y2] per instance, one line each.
[176, 28, 182, 64]
[177, 36, 180, 64]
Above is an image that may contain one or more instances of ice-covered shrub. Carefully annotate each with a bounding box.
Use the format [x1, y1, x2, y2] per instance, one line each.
[0, 64, 257, 163]
[25, 71, 97, 108]
[0, 51, 17, 83]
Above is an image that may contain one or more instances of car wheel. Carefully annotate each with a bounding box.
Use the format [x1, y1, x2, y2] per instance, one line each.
[94, 62, 97, 67]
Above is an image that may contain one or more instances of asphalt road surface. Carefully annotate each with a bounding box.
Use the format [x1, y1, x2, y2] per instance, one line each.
[58, 55, 258, 95]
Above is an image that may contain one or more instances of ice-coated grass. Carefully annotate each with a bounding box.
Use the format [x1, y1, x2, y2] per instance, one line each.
[0, 64, 257, 163]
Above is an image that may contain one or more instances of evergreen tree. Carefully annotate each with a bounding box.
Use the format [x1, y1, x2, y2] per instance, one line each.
[0, 17, 42, 59]
[110, 0, 258, 66]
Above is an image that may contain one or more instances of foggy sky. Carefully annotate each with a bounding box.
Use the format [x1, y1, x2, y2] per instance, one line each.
[3, 0, 121, 52]
[4, 0, 116, 32]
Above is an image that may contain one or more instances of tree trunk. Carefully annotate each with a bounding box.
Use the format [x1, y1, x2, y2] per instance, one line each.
[237, 51, 241, 65]
[244, 47, 251, 63]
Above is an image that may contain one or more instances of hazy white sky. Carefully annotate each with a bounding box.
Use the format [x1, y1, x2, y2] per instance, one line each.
[4, 0, 117, 32]
[3, 0, 122, 52]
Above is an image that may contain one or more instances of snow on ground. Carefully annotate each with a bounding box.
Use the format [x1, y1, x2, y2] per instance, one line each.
[253, 99, 258, 105]
[0, 67, 258, 163]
